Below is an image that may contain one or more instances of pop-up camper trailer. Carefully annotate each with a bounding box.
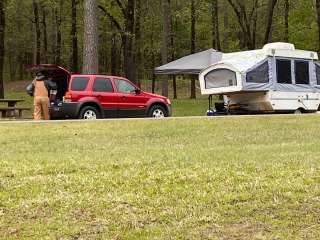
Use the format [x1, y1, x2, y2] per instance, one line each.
[199, 43, 320, 114]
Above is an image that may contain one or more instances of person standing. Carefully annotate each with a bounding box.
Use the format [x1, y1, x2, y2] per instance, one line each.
[32, 71, 57, 120]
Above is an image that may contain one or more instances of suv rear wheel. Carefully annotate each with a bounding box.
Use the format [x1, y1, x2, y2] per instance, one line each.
[148, 105, 168, 118]
[79, 106, 101, 120]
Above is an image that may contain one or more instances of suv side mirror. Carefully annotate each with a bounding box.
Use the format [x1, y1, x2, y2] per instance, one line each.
[135, 88, 141, 95]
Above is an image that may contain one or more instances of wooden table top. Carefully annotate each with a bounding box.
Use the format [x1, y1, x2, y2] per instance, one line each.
[0, 99, 24, 102]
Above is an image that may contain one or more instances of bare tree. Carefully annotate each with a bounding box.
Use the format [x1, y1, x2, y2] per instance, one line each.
[54, 0, 63, 65]
[190, 0, 196, 99]
[32, 0, 41, 64]
[284, 0, 289, 42]
[222, 1, 230, 50]
[161, 0, 172, 97]
[227, 0, 258, 49]
[317, 0, 320, 53]
[70, 0, 78, 72]
[0, 0, 4, 98]
[97, 5, 120, 75]
[134, 0, 141, 87]
[123, 0, 136, 82]
[264, 0, 278, 44]
[41, 5, 48, 63]
[83, 0, 99, 74]
[212, 0, 221, 50]
[171, 15, 177, 99]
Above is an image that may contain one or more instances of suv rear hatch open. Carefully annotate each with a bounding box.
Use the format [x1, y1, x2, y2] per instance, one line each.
[26, 64, 71, 100]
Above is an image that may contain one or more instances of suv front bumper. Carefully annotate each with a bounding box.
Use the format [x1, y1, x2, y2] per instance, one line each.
[167, 104, 172, 117]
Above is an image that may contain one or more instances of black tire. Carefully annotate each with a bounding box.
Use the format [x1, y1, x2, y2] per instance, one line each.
[148, 105, 168, 118]
[79, 106, 101, 120]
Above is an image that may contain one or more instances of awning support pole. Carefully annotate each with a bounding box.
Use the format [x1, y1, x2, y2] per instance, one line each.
[208, 95, 213, 110]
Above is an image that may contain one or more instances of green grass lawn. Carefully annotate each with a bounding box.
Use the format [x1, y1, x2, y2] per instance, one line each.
[1, 115, 320, 239]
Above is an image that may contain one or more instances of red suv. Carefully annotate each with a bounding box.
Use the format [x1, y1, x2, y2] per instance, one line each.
[29, 65, 171, 119]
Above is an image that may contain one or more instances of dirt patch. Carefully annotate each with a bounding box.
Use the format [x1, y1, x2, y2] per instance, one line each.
[201, 221, 273, 240]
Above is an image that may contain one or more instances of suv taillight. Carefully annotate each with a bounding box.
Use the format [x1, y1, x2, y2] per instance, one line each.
[64, 92, 72, 102]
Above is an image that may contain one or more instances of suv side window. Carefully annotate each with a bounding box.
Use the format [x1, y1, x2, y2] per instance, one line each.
[93, 78, 113, 92]
[71, 77, 89, 91]
[115, 79, 136, 93]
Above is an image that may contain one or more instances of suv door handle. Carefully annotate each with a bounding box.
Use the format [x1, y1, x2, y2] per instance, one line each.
[121, 95, 126, 99]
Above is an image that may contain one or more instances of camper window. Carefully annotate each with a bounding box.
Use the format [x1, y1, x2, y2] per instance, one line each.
[276, 59, 292, 84]
[204, 69, 237, 89]
[295, 61, 309, 85]
[246, 61, 269, 83]
[316, 64, 320, 85]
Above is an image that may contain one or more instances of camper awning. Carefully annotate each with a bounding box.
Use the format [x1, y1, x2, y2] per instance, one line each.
[154, 49, 223, 75]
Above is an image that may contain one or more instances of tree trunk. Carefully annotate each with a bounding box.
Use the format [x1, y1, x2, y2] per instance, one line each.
[171, 9, 177, 99]
[134, 0, 141, 87]
[83, 0, 99, 74]
[8, 51, 16, 81]
[212, 0, 221, 50]
[151, 48, 156, 93]
[284, 0, 289, 42]
[190, 0, 196, 99]
[110, 24, 117, 76]
[41, 6, 48, 63]
[252, 0, 258, 47]
[223, 1, 229, 50]
[151, 19, 156, 94]
[33, 0, 41, 64]
[161, 0, 172, 97]
[124, 0, 135, 82]
[0, 0, 4, 98]
[55, 0, 63, 65]
[70, 0, 78, 72]
[316, 0, 320, 53]
[15, 1, 24, 80]
[264, 0, 278, 44]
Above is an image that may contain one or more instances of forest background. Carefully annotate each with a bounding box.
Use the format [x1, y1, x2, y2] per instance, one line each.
[0, 0, 320, 99]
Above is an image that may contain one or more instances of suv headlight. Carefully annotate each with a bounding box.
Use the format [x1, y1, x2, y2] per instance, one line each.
[166, 98, 171, 105]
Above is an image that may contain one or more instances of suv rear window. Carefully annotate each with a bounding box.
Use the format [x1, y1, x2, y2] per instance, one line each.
[71, 77, 89, 91]
[93, 78, 113, 92]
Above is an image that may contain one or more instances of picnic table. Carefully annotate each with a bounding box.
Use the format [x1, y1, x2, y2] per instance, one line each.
[0, 99, 31, 119]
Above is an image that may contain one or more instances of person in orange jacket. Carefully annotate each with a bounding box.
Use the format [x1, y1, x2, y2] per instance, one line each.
[28, 72, 57, 120]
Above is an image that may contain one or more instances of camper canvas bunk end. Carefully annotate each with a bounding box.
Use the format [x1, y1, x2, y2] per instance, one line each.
[199, 42, 320, 114]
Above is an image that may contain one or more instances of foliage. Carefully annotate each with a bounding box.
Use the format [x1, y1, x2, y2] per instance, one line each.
[2, 0, 320, 85]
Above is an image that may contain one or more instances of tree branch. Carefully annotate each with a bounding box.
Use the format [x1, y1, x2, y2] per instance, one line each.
[98, 5, 123, 32]
[114, 0, 126, 16]
[22, 14, 35, 23]
[227, 0, 247, 36]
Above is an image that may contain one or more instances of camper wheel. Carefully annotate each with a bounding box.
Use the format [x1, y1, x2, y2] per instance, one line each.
[294, 108, 304, 115]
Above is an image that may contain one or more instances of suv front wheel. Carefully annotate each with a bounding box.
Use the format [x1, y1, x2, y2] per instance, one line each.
[79, 106, 101, 120]
[148, 105, 168, 118]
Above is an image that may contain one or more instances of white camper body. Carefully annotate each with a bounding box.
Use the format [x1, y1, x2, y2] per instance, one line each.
[199, 43, 320, 113]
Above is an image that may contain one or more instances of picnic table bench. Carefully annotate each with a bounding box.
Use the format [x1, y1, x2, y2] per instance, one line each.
[0, 99, 31, 119]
